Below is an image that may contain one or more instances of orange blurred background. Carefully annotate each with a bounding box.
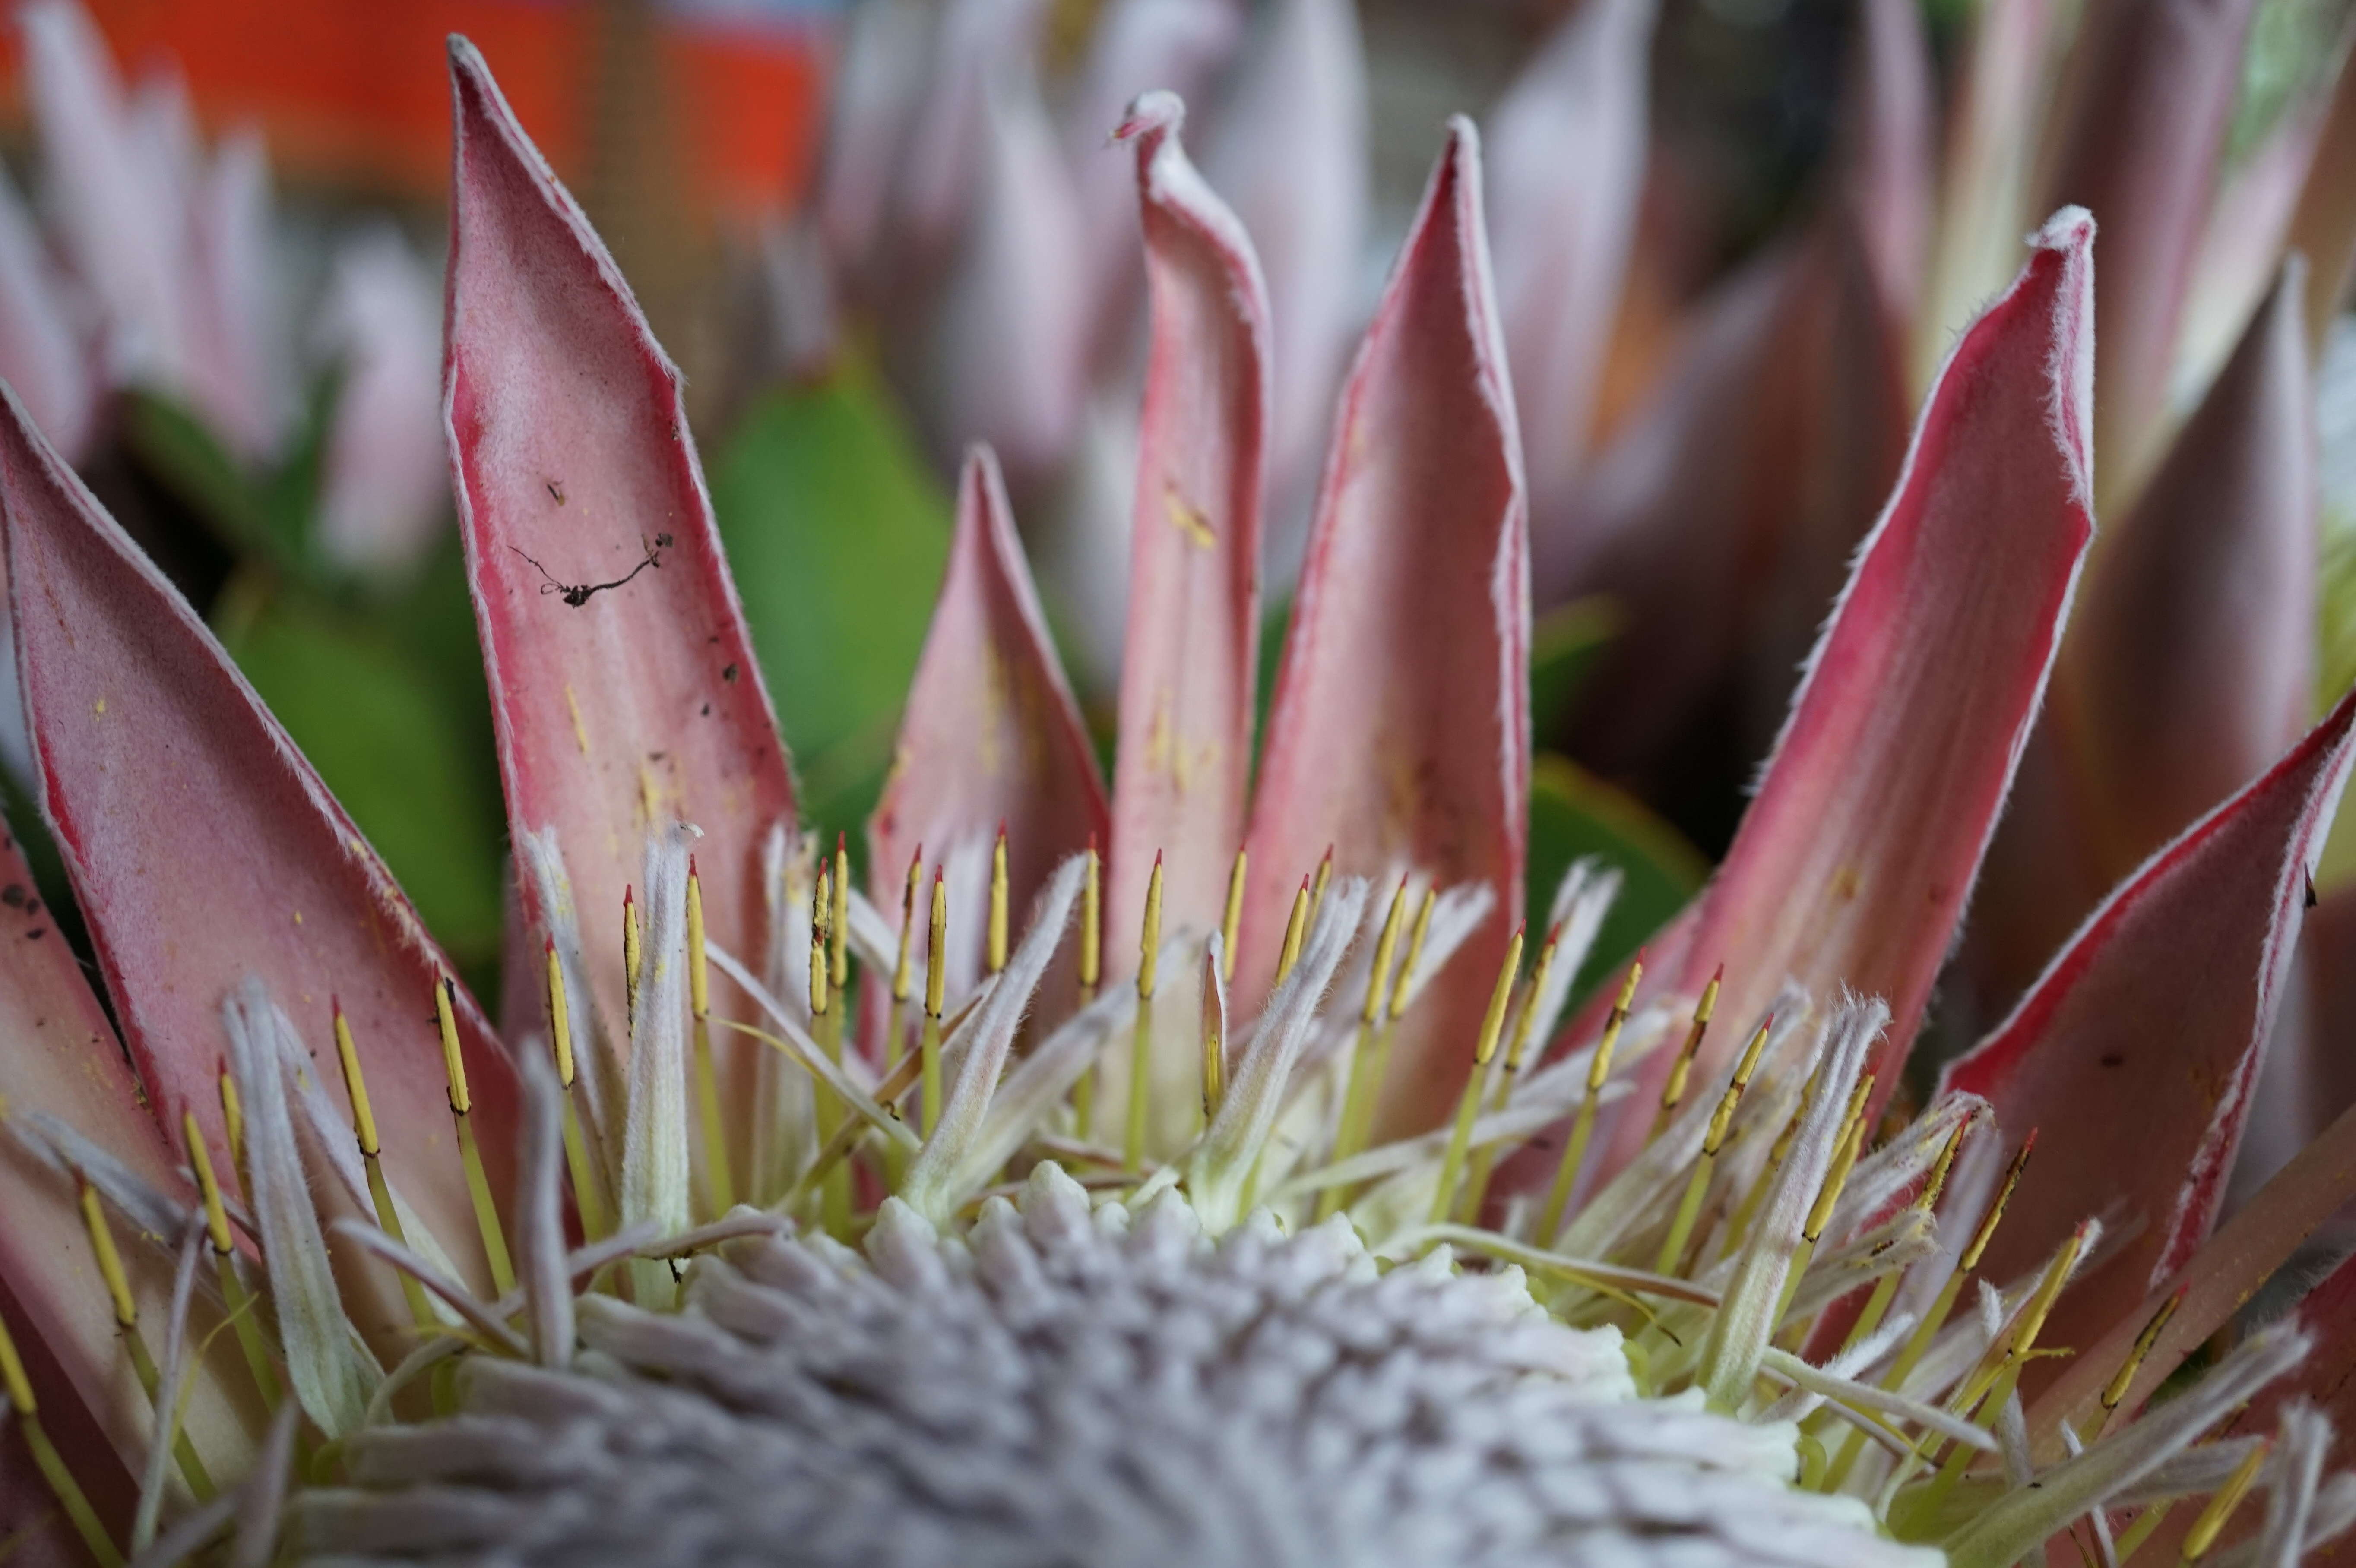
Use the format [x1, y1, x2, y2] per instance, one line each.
[0, 0, 829, 220]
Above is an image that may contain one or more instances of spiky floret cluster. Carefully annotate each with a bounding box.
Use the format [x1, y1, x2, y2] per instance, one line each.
[294, 1165, 1928, 1568]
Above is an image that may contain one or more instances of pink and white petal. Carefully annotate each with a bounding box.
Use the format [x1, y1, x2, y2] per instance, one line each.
[1836, 0, 1935, 327]
[181, 129, 285, 464]
[892, 0, 1048, 265]
[1105, 92, 1271, 974]
[1241, 119, 1527, 1138]
[20, 0, 190, 395]
[1485, 0, 1654, 515]
[817, 0, 934, 280]
[1061, 0, 1243, 369]
[445, 42, 797, 1064]
[1914, 0, 2062, 386]
[1201, 0, 1367, 553]
[2029, 1040, 2356, 1449]
[1619, 210, 2096, 1154]
[1943, 689, 2356, 1375]
[2071, 260, 2316, 876]
[919, 61, 1089, 488]
[2039, 0, 2261, 500]
[0, 383, 519, 1296]
[0, 170, 94, 465]
[866, 445, 1108, 1007]
[0, 819, 258, 1489]
[1969, 262, 2313, 1025]
[313, 226, 448, 578]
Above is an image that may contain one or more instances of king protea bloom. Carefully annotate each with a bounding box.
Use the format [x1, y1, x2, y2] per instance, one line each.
[3, 33, 2356, 1568]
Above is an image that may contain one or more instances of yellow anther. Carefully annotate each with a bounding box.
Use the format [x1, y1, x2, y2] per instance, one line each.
[332, 1002, 380, 1157]
[988, 828, 1009, 976]
[809, 910, 830, 1019]
[1200, 947, 1225, 1113]
[1309, 847, 1333, 924]
[831, 836, 852, 992]
[1124, 853, 1166, 1172]
[1653, 967, 1722, 1135]
[1961, 1132, 2036, 1274]
[1705, 1016, 1774, 1157]
[1589, 952, 1644, 1092]
[623, 884, 643, 1027]
[894, 845, 923, 1002]
[686, 858, 711, 1021]
[1918, 1115, 1971, 1213]
[1079, 840, 1102, 994]
[434, 976, 471, 1115]
[1473, 929, 1525, 1070]
[1387, 886, 1438, 1022]
[0, 1305, 34, 1413]
[1503, 924, 1562, 1073]
[1360, 879, 1410, 1024]
[437, 976, 513, 1294]
[1540, 948, 1646, 1246]
[2103, 1287, 2186, 1416]
[551, 942, 607, 1238]
[545, 940, 576, 1088]
[1275, 878, 1311, 985]
[79, 1180, 136, 1331]
[1431, 925, 1525, 1225]
[217, 1069, 244, 1190]
[1137, 854, 1164, 1000]
[1220, 848, 1247, 984]
[2181, 1437, 2270, 1561]
[926, 871, 949, 1020]
[184, 1112, 233, 1257]
[1805, 1073, 1876, 1244]
[2000, 1220, 2088, 1370]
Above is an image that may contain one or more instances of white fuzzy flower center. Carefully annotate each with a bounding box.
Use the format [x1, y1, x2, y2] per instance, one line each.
[292, 1165, 1932, 1568]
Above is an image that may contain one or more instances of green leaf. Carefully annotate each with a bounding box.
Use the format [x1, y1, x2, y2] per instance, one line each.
[1530, 595, 1619, 738]
[708, 357, 951, 846]
[214, 573, 507, 983]
[120, 370, 343, 585]
[1526, 752, 1710, 1005]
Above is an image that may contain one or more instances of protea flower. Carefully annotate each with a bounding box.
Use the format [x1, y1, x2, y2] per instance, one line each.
[4, 30, 2356, 1568]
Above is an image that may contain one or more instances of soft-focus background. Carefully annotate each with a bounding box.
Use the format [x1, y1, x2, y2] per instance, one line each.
[3, 0, 2351, 1061]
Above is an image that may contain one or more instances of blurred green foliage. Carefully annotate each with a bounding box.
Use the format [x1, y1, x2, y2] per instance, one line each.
[1526, 754, 1710, 1006]
[711, 355, 950, 847]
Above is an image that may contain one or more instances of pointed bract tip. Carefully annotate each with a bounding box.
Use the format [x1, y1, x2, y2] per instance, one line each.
[1443, 111, 1482, 161]
[1114, 89, 1185, 144]
[2030, 204, 2096, 254]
